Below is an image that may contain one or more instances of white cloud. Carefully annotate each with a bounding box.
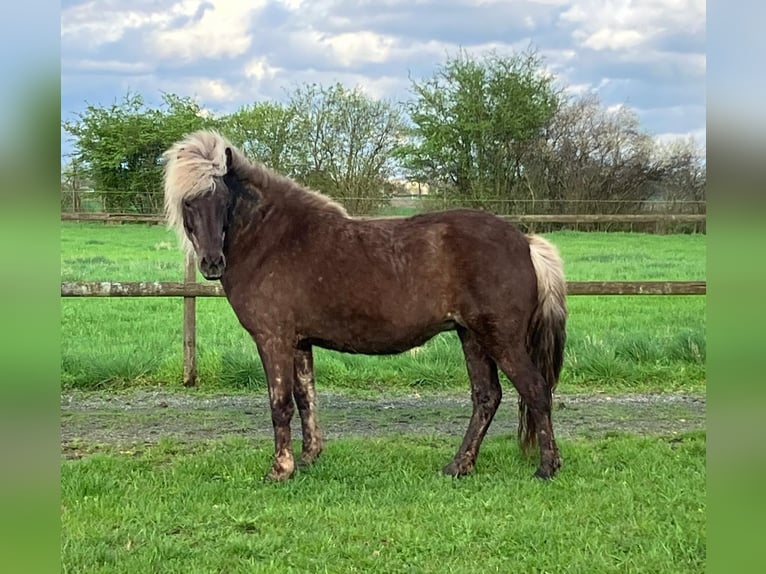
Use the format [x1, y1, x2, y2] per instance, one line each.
[61, 1, 185, 49]
[282, 29, 401, 69]
[563, 82, 592, 96]
[149, 77, 242, 104]
[244, 57, 281, 81]
[61, 1, 264, 59]
[150, 1, 266, 61]
[69, 59, 155, 74]
[275, 0, 306, 9]
[188, 78, 241, 102]
[583, 28, 652, 51]
[605, 103, 625, 114]
[276, 68, 409, 102]
[324, 31, 397, 67]
[341, 75, 409, 101]
[561, 0, 705, 51]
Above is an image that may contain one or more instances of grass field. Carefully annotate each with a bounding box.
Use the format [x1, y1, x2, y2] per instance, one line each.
[61, 222, 706, 393]
[61, 221, 706, 572]
[61, 431, 706, 573]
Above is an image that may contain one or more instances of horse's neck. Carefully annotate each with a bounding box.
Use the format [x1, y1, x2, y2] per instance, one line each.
[224, 193, 300, 264]
[227, 178, 346, 249]
[224, 199, 265, 262]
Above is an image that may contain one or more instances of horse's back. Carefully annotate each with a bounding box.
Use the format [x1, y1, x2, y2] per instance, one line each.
[398, 209, 539, 317]
[330, 208, 536, 315]
[393, 208, 533, 274]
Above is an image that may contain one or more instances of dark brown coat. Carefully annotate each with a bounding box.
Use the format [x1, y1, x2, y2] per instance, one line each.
[164, 131, 567, 481]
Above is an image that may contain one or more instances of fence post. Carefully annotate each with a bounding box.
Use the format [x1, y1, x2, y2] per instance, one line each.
[183, 253, 197, 387]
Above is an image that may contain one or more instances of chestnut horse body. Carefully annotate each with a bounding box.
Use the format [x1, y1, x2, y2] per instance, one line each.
[164, 131, 568, 481]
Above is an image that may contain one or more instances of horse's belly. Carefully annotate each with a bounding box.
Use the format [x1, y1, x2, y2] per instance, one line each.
[306, 319, 455, 355]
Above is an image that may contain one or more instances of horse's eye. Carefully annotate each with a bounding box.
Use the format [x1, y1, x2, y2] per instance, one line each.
[183, 198, 192, 208]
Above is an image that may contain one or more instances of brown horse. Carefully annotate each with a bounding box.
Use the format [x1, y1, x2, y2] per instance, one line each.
[163, 130, 567, 481]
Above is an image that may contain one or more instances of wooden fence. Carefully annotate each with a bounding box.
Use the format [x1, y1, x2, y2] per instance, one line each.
[61, 252, 706, 387]
[62, 211, 707, 386]
[60, 280, 707, 298]
[62, 212, 706, 225]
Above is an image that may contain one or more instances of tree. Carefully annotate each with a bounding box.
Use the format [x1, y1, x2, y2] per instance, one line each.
[522, 93, 706, 220]
[62, 91, 217, 213]
[651, 137, 706, 206]
[398, 48, 561, 212]
[287, 83, 407, 214]
[60, 156, 89, 212]
[222, 101, 301, 174]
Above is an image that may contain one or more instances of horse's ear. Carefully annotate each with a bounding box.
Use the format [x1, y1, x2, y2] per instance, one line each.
[225, 147, 233, 171]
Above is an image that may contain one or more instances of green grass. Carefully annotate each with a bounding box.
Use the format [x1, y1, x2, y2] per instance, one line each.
[61, 431, 706, 573]
[61, 223, 706, 393]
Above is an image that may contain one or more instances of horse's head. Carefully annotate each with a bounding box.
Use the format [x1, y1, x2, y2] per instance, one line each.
[164, 131, 273, 280]
[164, 133, 241, 280]
[181, 170, 232, 280]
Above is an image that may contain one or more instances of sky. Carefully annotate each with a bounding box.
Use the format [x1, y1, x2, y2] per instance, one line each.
[60, 0, 706, 161]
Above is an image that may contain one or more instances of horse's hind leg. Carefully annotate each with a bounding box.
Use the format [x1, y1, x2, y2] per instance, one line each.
[293, 345, 323, 466]
[483, 337, 560, 479]
[444, 328, 502, 477]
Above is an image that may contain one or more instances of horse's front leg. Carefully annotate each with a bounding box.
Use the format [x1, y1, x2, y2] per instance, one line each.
[293, 345, 323, 466]
[256, 338, 297, 481]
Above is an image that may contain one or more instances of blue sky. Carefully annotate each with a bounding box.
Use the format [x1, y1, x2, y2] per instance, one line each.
[61, 0, 706, 160]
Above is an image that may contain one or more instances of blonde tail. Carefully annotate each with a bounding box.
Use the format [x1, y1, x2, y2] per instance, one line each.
[519, 234, 568, 452]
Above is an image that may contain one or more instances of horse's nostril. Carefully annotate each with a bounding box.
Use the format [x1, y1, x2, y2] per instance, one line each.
[199, 254, 225, 277]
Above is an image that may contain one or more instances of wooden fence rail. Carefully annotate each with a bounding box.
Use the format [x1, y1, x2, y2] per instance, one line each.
[60, 280, 706, 297]
[61, 212, 166, 223]
[61, 212, 706, 225]
[62, 274, 706, 387]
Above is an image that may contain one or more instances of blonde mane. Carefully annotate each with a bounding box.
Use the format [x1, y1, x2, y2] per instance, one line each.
[163, 130, 348, 254]
[163, 130, 232, 254]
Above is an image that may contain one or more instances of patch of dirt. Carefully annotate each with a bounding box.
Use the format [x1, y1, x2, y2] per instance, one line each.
[61, 389, 705, 458]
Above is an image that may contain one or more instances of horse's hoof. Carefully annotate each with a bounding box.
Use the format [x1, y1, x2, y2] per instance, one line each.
[263, 466, 295, 482]
[534, 452, 561, 480]
[297, 452, 322, 468]
[533, 467, 556, 480]
[443, 460, 474, 477]
[263, 471, 292, 482]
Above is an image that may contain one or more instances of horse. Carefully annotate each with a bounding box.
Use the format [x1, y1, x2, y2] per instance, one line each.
[163, 130, 568, 481]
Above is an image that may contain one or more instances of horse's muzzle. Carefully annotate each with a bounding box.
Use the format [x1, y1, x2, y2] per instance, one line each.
[199, 254, 226, 280]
